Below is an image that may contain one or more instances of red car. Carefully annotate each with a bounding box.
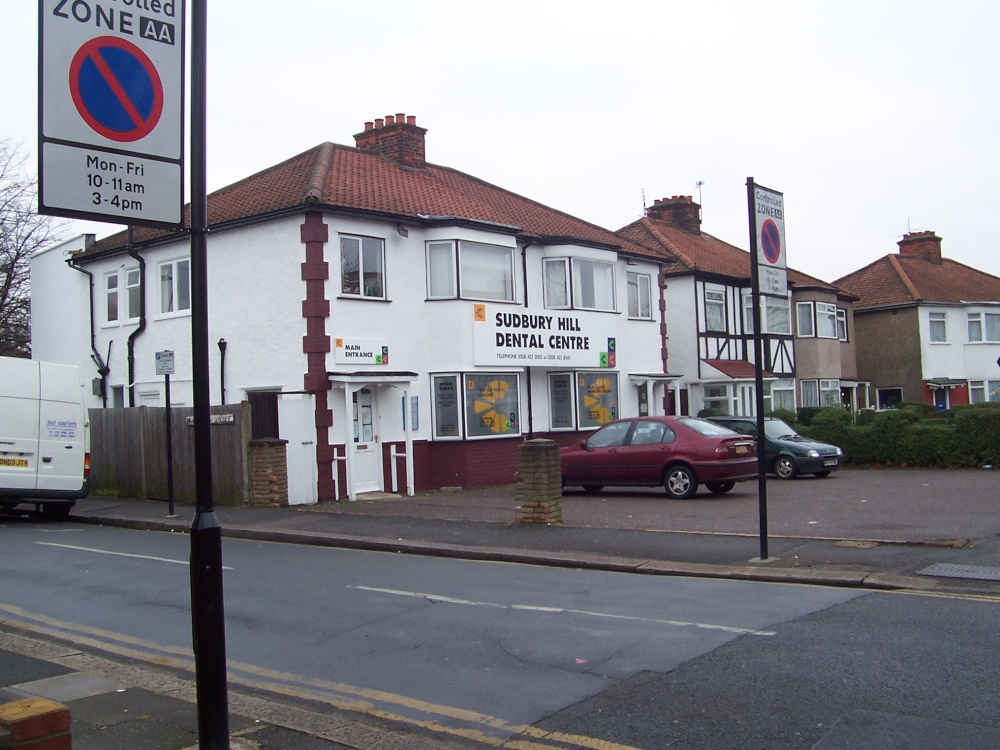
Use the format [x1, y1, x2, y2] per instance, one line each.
[560, 416, 758, 499]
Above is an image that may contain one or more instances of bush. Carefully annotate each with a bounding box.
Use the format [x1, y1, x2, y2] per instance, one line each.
[697, 407, 726, 418]
[796, 407, 824, 426]
[806, 408, 852, 452]
[898, 401, 936, 418]
[952, 406, 1000, 466]
[767, 408, 798, 426]
[855, 409, 876, 426]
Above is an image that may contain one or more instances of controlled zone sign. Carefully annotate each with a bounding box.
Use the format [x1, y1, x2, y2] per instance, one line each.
[751, 183, 788, 296]
[39, 0, 185, 227]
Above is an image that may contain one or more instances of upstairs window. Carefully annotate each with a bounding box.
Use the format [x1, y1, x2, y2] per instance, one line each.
[744, 294, 790, 334]
[929, 311, 947, 343]
[125, 268, 141, 321]
[543, 257, 615, 312]
[836, 308, 848, 341]
[705, 289, 726, 332]
[627, 272, 652, 319]
[106, 272, 119, 323]
[816, 302, 837, 338]
[573, 259, 615, 311]
[968, 312, 1000, 342]
[159, 259, 190, 315]
[426, 241, 515, 302]
[796, 302, 815, 337]
[341, 235, 385, 299]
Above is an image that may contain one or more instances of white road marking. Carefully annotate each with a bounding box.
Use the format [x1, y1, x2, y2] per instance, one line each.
[349, 585, 776, 636]
[35, 541, 233, 569]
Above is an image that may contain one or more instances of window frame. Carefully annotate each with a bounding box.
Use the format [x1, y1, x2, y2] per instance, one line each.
[967, 311, 1000, 343]
[836, 308, 848, 342]
[425, 240, 516, 302]
[125, 267, 141, 322]
[928, 311, 947, 343]
[340, 234, 386, 300]
[816, 302, 837, 339]
[705, 288, 726, 332]
[820, 378, 841, 406]
[970, 379, 1000, 404]
[877, 387, 903, 410]
[703, 383, 732, 415]
[800, 379, 820, 408]
[105, 271, 119, 324]
[796, 301, 815, 337]
[627, 271, 652, 320]
[158, 258, 191, 317]
[572, 258, 616, 312]
[543, 258, 570, 310]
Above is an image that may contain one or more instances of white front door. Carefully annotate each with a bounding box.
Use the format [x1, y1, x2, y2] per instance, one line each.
[351, 388, 381, 494]
[738, 383, 756, 416]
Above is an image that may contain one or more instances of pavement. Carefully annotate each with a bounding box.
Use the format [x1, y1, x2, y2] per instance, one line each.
[2, 467, 999, 749]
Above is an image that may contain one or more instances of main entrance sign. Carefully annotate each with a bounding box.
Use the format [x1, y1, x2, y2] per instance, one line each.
[38, 0, 185, 227]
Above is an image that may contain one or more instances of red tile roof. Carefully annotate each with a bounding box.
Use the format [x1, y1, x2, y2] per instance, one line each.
[703, 359, 775, 379]
[618, 217, 842, 292]
[834, 254, 1000, 310]
[81, 142, 661, 259]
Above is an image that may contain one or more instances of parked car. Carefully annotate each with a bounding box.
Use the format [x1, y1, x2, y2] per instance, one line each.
[560, 416, 757, 499]
[707, 416, 843, 479]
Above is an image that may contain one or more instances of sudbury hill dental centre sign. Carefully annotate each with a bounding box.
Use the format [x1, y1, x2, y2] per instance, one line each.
[472, 304, 617, 368]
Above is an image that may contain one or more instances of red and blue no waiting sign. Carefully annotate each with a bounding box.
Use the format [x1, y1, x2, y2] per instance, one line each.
[69, 36, 164, 143]
[760, 218, 782, 264]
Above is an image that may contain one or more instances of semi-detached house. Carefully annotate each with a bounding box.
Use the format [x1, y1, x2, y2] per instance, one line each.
[30, 113, 675, 503]
[618, 196, 864, 416]
[834, 231, 1000, 410]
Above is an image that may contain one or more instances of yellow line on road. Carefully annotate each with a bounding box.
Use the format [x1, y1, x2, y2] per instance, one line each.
[0, 603, 644, 750]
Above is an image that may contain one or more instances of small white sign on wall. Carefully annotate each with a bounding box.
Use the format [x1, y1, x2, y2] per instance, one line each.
[334, 337, 389, 365]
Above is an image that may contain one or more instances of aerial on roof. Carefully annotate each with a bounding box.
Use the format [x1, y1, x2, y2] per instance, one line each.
[618, 196, 846, 293]
[78, 113, 661, 261]
[834, 231, 1000, 310]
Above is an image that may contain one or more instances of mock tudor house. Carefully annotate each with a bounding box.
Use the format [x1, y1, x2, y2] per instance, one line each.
[617, 196, 865, 416]
[31, 113, 676, 503]
[834, 231, 1000, 410]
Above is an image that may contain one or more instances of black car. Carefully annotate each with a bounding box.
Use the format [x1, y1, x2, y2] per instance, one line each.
[707, 416, 844, 479]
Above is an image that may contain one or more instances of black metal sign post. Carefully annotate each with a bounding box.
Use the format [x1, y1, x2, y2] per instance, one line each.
[165, 372, 175, 516]
[746, 177, 770, 561]
[188, 1, 230, 747]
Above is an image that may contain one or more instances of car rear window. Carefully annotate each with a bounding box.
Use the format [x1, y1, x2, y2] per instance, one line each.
[678, 417, 740, 436]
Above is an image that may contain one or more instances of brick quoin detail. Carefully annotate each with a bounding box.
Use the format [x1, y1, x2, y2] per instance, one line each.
[300, 211, 334, 501]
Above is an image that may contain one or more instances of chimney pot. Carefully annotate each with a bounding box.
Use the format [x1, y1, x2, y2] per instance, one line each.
[364, 121, 374, 131]
[386, 115, 395, 125]
[374, 118, 385, 128]
[396, 112, 406, 123]
[407, 115, 416, 125]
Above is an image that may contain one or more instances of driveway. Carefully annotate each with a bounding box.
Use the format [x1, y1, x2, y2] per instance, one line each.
[313, 467, 1000, 545]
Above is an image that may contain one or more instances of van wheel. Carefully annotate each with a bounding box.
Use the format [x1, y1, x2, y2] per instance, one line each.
[41, 505, 71, 522]
[664, 466, 698, 499]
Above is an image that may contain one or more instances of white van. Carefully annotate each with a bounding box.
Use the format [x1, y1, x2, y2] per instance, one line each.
[0, 356, 90, 520]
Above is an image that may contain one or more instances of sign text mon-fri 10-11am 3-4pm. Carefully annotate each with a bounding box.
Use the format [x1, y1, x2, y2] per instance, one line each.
[38, 0, 186, 228]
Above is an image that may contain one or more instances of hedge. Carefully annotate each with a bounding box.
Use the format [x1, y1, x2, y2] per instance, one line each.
[797, 404, 1000, 468]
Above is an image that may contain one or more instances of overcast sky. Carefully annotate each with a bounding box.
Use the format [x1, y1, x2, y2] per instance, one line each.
[6, 1, 999, 283]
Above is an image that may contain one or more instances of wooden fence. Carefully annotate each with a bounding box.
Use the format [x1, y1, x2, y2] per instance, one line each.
[88, 402, 252, 506]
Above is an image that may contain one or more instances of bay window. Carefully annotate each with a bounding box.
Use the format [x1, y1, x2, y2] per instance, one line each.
[426, 241, 515, 302]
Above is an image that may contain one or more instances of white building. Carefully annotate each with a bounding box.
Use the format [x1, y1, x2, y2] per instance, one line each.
[31, 113, 674, 503]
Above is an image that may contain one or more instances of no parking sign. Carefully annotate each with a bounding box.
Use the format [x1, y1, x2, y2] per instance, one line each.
[751, 183, 788, 296]
[38, 1, 186, 227]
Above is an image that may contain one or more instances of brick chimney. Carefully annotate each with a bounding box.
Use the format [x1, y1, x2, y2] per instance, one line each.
[897, 231, 943, 264]
[353, 113, 427, 168]
[645, 196, 701, 234]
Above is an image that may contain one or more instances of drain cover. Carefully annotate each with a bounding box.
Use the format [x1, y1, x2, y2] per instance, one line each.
[917, 563, 1000, 581]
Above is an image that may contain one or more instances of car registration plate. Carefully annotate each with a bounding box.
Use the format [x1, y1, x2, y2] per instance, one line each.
[823, 458, 838, 466]
[0, 458, 29, 468]
[735, 444, 750, 454]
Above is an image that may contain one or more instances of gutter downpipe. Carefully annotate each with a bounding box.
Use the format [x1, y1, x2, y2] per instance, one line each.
[67, 253, 110, 408]
[520, 241, 534, 438]
[124, 226, 147, 407]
